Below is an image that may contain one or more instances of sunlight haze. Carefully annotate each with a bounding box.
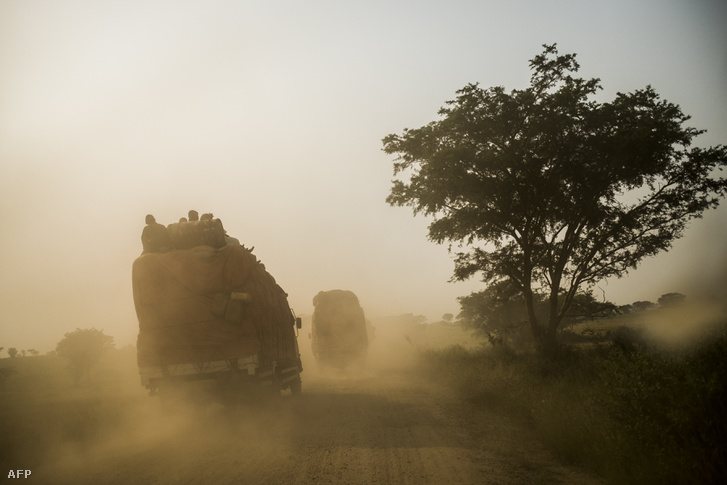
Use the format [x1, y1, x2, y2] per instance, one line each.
[1, 0, 726, 353]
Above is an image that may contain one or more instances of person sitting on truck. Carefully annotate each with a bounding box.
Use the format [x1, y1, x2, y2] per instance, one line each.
[141, 214, 172, 254]
[180, 211, 202, 248]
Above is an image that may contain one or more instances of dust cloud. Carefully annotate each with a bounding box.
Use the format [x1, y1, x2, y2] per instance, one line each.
[639, 297, 727, 349]
[1, 315, 481, 484]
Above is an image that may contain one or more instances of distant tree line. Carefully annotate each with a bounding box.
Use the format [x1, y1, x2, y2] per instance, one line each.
[1, 328, 115, 387]
[1, 347, 41, 358]
[457, 289, 689, 347]
[617, 292, 687, 314]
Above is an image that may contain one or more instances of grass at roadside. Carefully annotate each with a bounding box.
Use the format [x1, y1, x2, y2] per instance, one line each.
[419, 321, 727, 485]
[0, 348, 149, 471]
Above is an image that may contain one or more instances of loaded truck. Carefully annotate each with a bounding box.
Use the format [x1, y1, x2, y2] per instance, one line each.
[311, 289, 368, 370]
[132, 216, 302, 402]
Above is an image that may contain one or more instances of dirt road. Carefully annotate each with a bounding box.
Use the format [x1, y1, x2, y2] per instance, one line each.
[40, 368, 601, 485]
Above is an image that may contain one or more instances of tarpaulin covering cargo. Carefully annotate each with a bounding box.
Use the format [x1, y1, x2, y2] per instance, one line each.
[132, 244, 299, 372]
[311, 289, 368, 369]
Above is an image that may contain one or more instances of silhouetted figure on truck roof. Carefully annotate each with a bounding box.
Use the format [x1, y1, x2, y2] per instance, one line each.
[141, 214, 171, 254]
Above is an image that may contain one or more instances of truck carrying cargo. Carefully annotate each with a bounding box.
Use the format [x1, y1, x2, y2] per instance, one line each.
[311, 289, 368, 370]
[132, 216, 302, 402]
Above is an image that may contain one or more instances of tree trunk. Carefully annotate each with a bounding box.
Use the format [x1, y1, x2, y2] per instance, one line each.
[532, 316, 561, 359]
[523, 286, 543, 342]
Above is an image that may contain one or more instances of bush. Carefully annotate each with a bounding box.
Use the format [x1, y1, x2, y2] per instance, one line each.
[420, 321, 727, 484]
[598, 330, 727, 484]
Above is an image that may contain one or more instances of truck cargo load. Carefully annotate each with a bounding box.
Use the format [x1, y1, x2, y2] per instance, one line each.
[132, 235, 302, 398]
[311, 289, 368, 370]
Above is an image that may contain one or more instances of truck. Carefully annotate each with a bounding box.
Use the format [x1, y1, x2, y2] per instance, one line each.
[311, 289, 368, 370]
[132, 218, 302, 403]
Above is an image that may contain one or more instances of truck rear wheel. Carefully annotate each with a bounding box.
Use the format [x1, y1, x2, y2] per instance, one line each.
[289, 375, 302, 395]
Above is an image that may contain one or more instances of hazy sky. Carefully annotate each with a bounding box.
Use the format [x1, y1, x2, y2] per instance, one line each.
[1, 0, 726, 353]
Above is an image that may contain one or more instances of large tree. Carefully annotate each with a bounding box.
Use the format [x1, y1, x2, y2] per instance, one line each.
[56, 328, 114, 384]
[383, 44, 727, 354]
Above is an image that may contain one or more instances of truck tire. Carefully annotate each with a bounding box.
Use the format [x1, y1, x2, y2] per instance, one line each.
[289, 375, 302, 396]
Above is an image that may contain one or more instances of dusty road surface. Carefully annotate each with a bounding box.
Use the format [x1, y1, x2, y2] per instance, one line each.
[37, 368, 601, 485]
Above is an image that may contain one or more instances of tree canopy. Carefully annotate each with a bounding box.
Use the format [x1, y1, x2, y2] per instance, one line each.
[56, 328, 114, 384]
[383, 44, 727, 354]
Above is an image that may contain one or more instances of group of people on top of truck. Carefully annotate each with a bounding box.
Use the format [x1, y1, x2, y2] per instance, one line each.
[141, 210, 239, 254]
